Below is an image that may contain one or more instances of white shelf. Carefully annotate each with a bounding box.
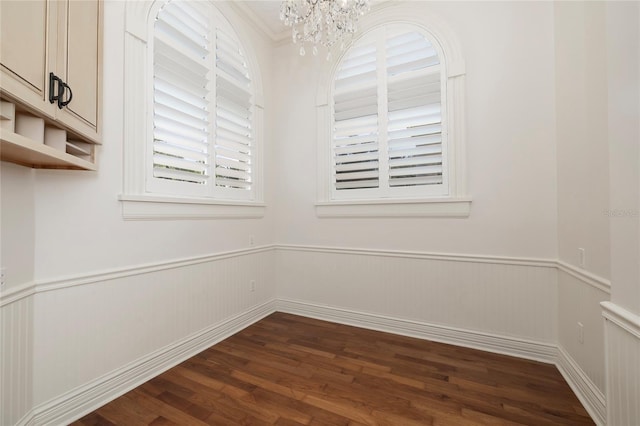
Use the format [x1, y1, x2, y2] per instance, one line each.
[0, 129, 96, 170]
[66, 140, 92, 156]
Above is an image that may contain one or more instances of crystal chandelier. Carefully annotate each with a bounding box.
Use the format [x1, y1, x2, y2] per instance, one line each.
[280, 0, 370, 57]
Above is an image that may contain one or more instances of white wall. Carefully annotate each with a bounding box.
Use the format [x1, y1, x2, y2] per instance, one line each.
[554, 1, 611, 405]
[555, 2, 610, 280]
[553, 2, 640, 424]
[1, 163, 35, 288]
[273, 1, 558, 259]
[603, 2, 640, 424]
[606, 1, 640, 316]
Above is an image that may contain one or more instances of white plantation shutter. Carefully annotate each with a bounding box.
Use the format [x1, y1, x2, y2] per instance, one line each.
[215, 29, 253, 191]
[150, 1, 255, 199]
[386, 31, 443, 188]
[331, 26, 446, 198]
[153, 1, 211, 186]
[333, 41, 379, 190]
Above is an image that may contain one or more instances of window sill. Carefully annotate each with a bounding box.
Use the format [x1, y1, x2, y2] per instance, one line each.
[315, 197, 471, 218]
[119, 194, 266, 220]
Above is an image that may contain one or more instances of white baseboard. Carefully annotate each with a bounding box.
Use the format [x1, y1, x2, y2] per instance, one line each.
[556, 345, 606, 426]
[276, 299, 557, 364]
[28, 300, 277, 426]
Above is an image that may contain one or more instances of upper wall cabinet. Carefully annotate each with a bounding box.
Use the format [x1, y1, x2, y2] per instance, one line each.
[0, 0, 102, 170]
[55, 0, 101, 138]
[0, 0, 56, 117]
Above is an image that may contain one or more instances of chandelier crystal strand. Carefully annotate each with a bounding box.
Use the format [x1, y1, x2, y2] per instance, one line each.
[280, 0, 370, 57]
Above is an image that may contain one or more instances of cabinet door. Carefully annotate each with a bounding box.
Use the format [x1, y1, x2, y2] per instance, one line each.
[0, 0, 56, 116]
[56, 0, 102, 143]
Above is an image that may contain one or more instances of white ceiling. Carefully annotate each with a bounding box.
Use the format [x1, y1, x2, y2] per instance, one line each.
[238, 0, 387, 42]
[238, 1, 288, 40]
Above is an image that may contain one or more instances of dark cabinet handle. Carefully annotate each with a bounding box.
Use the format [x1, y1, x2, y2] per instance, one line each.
[48, 72, 72, 109]
[49, 72, 61, 105]
[59, 81, 72, 108]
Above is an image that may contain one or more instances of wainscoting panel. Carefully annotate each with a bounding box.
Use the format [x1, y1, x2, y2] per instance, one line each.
[275, 246, 558, 352]
[0, 294, 34, 426]
[3, 245, 621, 426]
[602, 302, 640, 426]
[556, 268, 609, 424]
[27, 248, 275, 424]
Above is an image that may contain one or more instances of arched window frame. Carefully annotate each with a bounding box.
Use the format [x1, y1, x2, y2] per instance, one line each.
[315, 4, 470, 217]
[120, 0, 265, 220]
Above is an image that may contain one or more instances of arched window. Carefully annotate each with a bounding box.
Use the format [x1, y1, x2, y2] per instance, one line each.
[121, 0, 264, 219]
[332, 25, 445, 199]
[316, 7, 469, 217]
[149, 1, 255, 199]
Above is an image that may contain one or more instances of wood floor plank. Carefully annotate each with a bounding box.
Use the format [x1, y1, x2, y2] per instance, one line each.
[72, 313, 594, 425]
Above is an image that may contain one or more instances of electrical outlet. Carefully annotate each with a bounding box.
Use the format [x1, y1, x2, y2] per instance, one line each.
[0, 268, 6, 290]
[577, 322, 584, 344]
[250, 280, 256, 292]
[578, 248, 585, 268]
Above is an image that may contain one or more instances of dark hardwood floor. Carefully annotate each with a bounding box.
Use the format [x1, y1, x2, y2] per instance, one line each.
[72, 312, 594, 425]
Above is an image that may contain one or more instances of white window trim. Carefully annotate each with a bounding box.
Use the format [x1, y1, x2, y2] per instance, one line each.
[120, 0, 265, 220]
[315, 3, 470, 218]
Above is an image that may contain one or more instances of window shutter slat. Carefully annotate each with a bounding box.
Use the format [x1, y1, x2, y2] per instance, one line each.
[154, 31, 207, 68]
[389, 164, 442, 177]
[217, 116, 251, 138]
[161, 3, 208, 36]
[389, 143, 442, 157]
[335, 161, 380, 172]
[154, 103, 208, 131]
[155, 112, 208, 141]
[216, 136, 251, 154]
[335, 151, 378, 163]
[334, 90, 378, 108]
[154, 168, 208, 184]
[335, 179, 379, 190]
[388, 123, 442, 140]
[217, 145, 251, 163]
[154, 47, 208, 83]
[389, 154, 442, 168]
[217, 97, 250, 120]
[215, 166, 251, 181]
[153, 153, 208, 175]
[154, 78, 207, 110]
[217, 127, 252, 148]
[217, 156, 250, 171]
[155, 91, 207, 120]
[336, 59, 377, 80]
[389, 175, 442, 187]
[336, 169, 379, 180]
[216, 178, 251, 190]
[386, 38, 434, 58]
[154, 141, 208, 163]
[334, 141, 378, 156]
[154, 128, 208, 152]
